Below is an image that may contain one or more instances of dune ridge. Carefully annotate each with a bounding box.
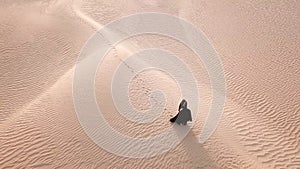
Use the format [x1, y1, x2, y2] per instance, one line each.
[1, 0, 299, 168]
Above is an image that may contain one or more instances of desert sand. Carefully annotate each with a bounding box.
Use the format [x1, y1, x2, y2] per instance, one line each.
[0, 0, 299, 168]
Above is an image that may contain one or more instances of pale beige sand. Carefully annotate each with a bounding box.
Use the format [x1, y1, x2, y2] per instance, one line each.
[0, 0, 299, 168]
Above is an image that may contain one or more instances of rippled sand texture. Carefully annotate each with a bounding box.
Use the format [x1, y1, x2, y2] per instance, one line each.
[1, 0, 299, 168]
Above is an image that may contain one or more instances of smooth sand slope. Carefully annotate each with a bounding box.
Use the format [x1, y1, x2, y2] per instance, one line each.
[0, 0, 299, 168]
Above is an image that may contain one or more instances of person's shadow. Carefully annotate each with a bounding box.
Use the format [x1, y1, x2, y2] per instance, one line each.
[172, 124, 217, 168]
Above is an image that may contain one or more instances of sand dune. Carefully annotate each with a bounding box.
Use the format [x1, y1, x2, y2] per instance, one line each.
[0, 0, 299, 168]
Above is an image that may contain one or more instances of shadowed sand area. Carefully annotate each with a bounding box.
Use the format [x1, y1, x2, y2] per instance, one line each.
[0, 0, 299, 168]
